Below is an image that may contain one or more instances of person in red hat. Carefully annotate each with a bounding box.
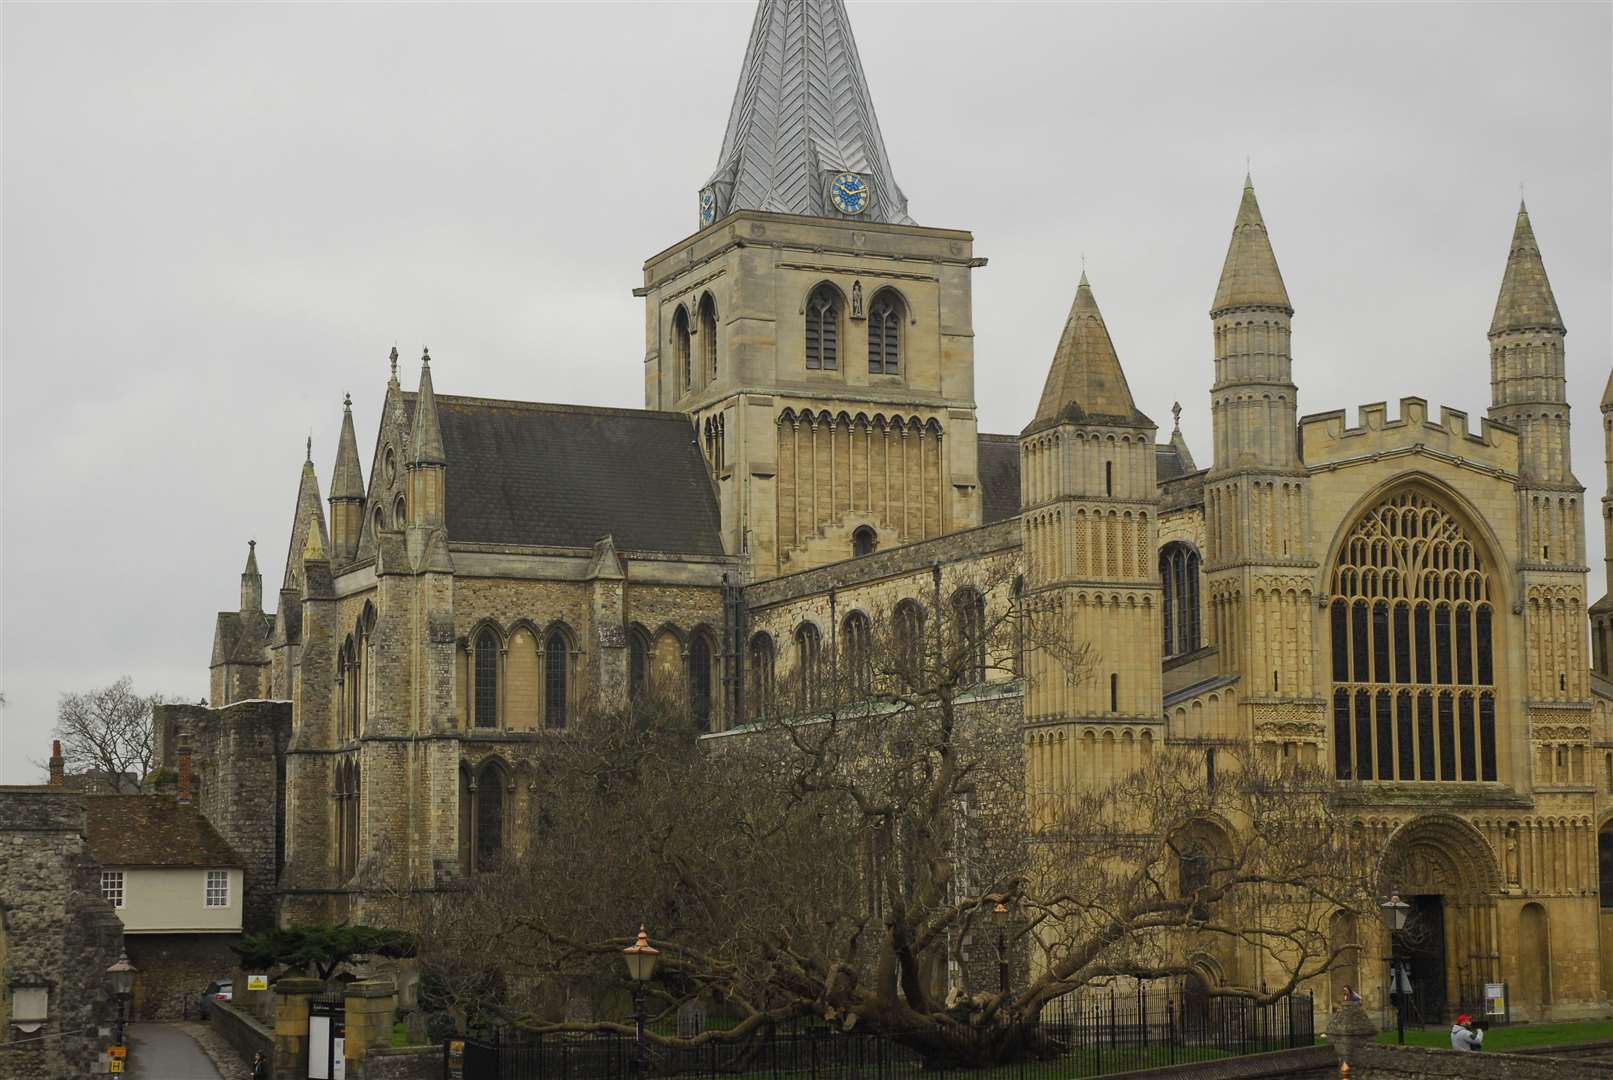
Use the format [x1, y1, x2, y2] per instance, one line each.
[1450, 1014, 1481, 1051]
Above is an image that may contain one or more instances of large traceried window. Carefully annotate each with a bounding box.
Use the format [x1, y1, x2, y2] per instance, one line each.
[1329, 490, 1497, 783]
[805, 285, 840, 371]
[1160, 542, 1201, 657]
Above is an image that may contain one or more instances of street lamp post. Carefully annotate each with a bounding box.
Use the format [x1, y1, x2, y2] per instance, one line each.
[992, 900, 1010, 996]
[622, 925, 660, 1079]
[1380, 893, 1411, 1045]
[106, 951, 137, 1048]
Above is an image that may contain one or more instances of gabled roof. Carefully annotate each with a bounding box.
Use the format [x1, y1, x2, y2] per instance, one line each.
[401, 395, 726, 556]
[704, 0, 914, 226]
[977, 434, 1021, 524]
[1026, 274, 1153, 434]
[1211, 177, 1292, 316]
[84, 795, 243, 869]
[212, 610, 272, 667]
[1490, 201, 1564, 336]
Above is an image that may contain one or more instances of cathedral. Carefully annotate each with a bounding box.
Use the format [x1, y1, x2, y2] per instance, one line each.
[193, 0, 1612, 1024]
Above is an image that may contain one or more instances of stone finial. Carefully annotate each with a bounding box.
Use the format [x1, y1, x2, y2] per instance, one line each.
[305, 435, 312, 464]
[422, 345, 431, 367]
[388, 345, 399, 383]
[343, 392, 352, 411]
[1171, 401, 1182, 432]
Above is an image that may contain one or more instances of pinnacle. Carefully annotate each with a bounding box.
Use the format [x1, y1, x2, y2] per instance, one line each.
[411, 350, 446, 466]
[1211, 178, 1292, 316]
[243, 539, 260, 577]
[1026, 273, 1151, 434]
[1601, 366, 1613, 412]
[1489, 201, 1563, 336]
[331, 391, 366, 500]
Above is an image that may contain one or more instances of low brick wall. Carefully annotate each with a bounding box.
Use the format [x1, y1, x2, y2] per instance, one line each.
[211, 999, 273, 1072]
[361, 1045, 441, 1080]
[1346, 1044, 1613, 1079]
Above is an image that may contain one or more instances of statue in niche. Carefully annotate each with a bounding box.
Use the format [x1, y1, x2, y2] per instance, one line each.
[851, 280, 864, 319]
[1505, 824, 1520, 886]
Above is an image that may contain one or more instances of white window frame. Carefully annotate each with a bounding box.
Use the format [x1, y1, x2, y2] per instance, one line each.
[100, 869, 125, 908]
[205, 869, 230, 908]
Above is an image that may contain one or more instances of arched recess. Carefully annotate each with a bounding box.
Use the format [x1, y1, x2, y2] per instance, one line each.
[698, 293, 718, 384]
[1325, 481, 1507, 785]
[1377, 814, 1503, 1015]
[1518, 903, 1551, 1015]
[672, 305, 692, 395]
[474, 757, 511, 873]
[650, 625, 685, 700]
[506, 623, 541, 732]
[628, 624, 652, 702]
[688, 628, 717, 732]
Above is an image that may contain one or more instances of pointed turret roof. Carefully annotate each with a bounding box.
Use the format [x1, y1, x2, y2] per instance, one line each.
[1026, 273, 1152, 434]
[242, 538, 260, 579]
[281, 449, 331, 592]
[411, 349, 445, 465]
[702, 0, 913, 226]
[1211, 176, 1292, 316]
[1489, 201, 1564, 336]
[331, 393, 366, 500]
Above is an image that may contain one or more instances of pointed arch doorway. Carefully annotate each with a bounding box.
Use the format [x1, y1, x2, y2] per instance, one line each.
[1378, 814, 1503, 1023]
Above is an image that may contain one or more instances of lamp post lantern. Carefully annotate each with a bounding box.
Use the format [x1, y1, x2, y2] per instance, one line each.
[1380, 893, 1411, 1044]
[107, 951, 137, 1048]
[623, 925, 659, 1078]
[992, 900, 1010, 996]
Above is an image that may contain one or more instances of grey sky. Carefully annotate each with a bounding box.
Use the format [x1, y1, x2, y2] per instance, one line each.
[3, 1, 1609, 781]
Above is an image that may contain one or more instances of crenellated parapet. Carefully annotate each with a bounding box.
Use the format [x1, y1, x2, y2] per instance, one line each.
[1300, 397, 1520, 476]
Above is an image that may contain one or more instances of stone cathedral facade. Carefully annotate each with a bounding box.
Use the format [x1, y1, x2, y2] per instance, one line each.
[188, 0, 1613, 1023]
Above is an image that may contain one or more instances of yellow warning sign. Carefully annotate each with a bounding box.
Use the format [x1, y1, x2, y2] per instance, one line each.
[109, 1060, 124, 1074]
[108, 1046, 127, 1059]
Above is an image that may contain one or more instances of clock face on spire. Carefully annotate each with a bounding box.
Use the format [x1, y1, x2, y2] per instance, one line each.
[699, 189, 717, 227]
[829, 172, 869, 216]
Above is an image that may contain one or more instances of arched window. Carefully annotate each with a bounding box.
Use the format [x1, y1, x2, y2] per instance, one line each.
[747, 632, 775, 719]
[794, 623, 822, 710]
[346, 760, 360, 879]
[842, 611, 872, 694]
[867, 290, 902, 374]
[952, 588, 986, 687]
[473, 630, 499, 729]
[673, 305, 692, 395]
[853, 526, 878, 558]
[629, 627, 651, 702]
[894, 600, 926, 679]
[1160, 542, 1202, 657]
[805, 285, 840, 371]
[699, 294, 718, 383]
[475, 760, 506, 872]
[338, 638, 356, 742]
[1329, 490, 1496, 782]
[334, 760, 360, 880]
[689, 633, 714, 732]
[373, 505, 386, 535]
[394, 492, 406, 528]
[544, 630, 568, 729]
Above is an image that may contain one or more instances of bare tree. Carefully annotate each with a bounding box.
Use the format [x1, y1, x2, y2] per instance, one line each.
[410, 575, 1370, 1066]
[51, 677, 164, 792]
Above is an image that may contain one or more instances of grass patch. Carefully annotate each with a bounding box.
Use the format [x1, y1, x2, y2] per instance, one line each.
[1377, 1019, 1613, 1051]
[392, 1020, 409, 1047]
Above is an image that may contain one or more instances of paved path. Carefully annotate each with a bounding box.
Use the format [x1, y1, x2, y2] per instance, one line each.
[127, 1022, 225, 1079]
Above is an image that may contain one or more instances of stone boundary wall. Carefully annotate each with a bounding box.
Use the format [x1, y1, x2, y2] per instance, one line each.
[1346, 1044, 1613, 1078]
[210, 999, 272, 1071]
[1105, 1045, 1337, 1080]
[362, 1045, 441, 1080]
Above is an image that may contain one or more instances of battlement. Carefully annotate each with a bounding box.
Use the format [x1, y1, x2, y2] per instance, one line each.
[1300, 397, 1518, 474]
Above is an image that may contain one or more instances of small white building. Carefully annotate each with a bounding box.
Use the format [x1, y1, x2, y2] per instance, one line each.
[85, 794, 244, 1018]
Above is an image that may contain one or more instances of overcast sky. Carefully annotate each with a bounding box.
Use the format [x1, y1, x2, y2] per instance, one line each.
[3, 2, 1609, 782]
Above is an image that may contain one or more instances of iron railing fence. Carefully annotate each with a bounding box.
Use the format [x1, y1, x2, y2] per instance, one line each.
[452, 988, 1314, 1080]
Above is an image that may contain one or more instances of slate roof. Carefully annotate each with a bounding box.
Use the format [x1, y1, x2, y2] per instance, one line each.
[84, 795, 243, 869]
[1156, 444, 1190, 482]
[214, 610, 272, 665]
[978, 434, 1021, 524]
[401, 395, 726, 556]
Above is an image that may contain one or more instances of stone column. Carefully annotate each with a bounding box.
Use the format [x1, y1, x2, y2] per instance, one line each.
[1325, 1001, 1377, 1070]
[342, 978, 398, 1077]
[272, 977, 322, 1080]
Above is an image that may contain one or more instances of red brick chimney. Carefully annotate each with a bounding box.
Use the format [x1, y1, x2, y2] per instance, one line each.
[177, 737, 193, 805]
[48, 740, 64, 787]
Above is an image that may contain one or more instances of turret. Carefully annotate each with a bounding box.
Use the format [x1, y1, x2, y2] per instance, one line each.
[1209, 175, 1298, 472]
[240, 539, 262, 614]
[1590, 369, 1613, 677]
[329, 393, 366, 561]
[406, 348, 446, 529]
[1488, 201, 1571, 484]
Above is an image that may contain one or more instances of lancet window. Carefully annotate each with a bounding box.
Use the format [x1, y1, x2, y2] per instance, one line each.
[805, 285, 840, 371]
[867, 291, 902, 374]
[1160, 542, 1202, 657]
[795, 622, 822, 709]
[842, 610, 872, 694]
[699, 294, 718, 382]
[1328, 490, 1497, 783]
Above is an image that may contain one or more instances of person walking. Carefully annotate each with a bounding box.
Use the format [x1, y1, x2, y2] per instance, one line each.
[250, 1051, 268, 1079]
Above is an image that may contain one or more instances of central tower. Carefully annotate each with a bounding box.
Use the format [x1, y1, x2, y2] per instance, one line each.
[639, 0, 984, 580]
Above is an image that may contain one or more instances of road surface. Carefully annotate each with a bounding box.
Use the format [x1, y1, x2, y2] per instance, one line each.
[127, 1022, 225, 1079]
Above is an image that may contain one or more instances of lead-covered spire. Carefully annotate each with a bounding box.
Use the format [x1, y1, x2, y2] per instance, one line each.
[1025, 273, 1151, 435]
[700, 0, 913, 227]
[1211, 175, 1291, 316]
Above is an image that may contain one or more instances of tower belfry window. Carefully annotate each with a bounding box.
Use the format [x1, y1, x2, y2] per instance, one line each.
[673, 306, 692, 395]
[868, 292, 902, 374]
[699, 295, 718, 383]
[805, 285, 840, 371]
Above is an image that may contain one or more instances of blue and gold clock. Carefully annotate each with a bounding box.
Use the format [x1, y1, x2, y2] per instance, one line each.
[699, 189, 717, 227]
[829, 172, 869, 215]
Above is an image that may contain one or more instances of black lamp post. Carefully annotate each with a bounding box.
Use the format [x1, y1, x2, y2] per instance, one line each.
[107, 951, 137, 1048]
[992, 900, 1010, 996]
[1380, 892, 1410, 1045]
[622, 925, 660, 1078]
